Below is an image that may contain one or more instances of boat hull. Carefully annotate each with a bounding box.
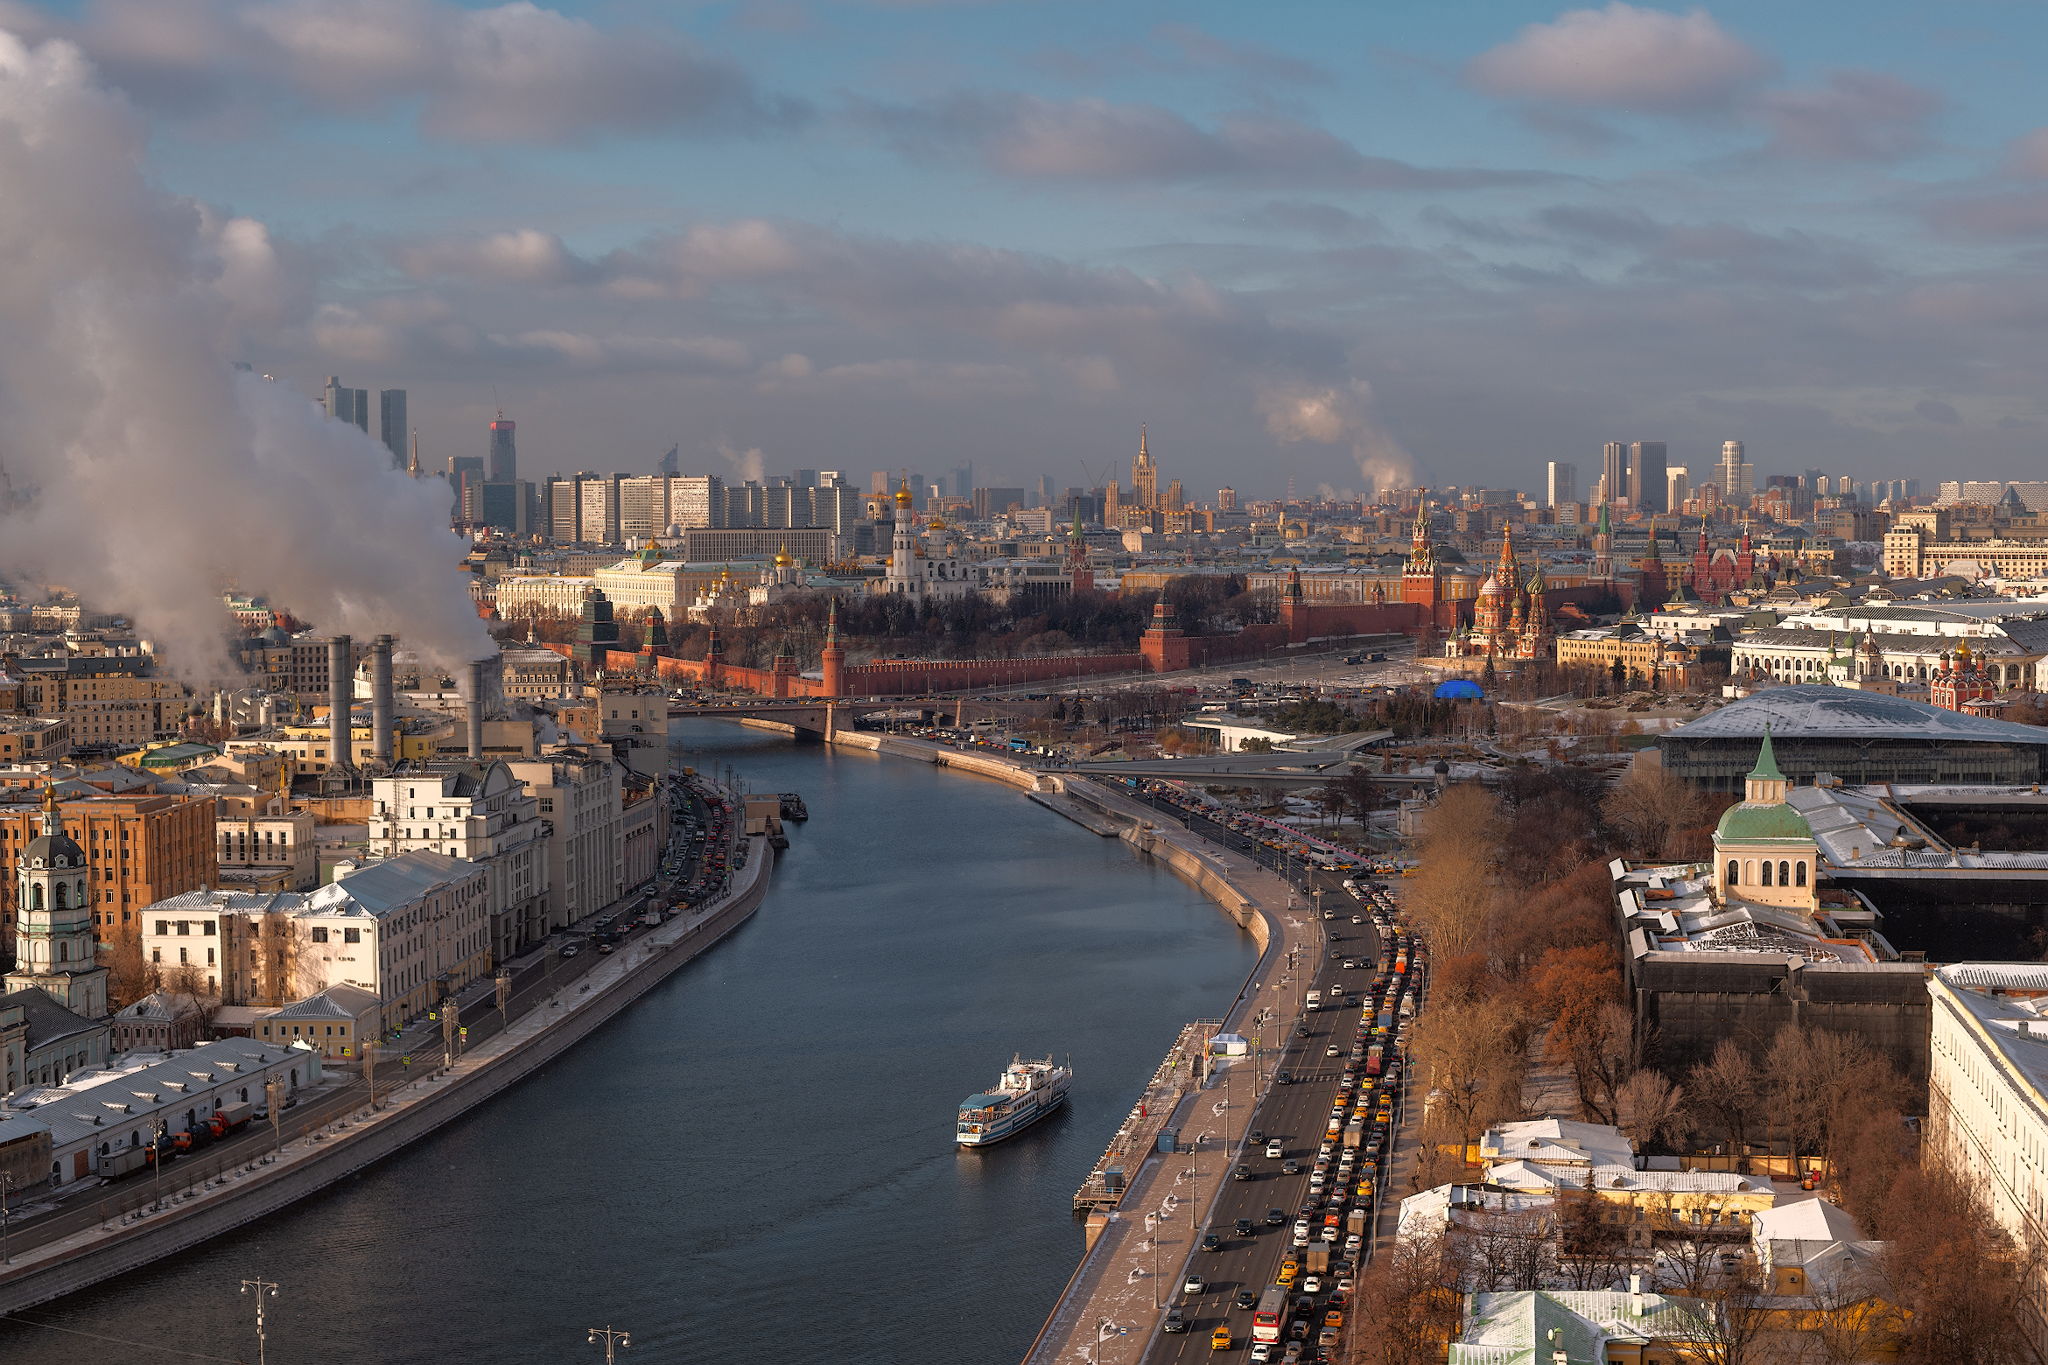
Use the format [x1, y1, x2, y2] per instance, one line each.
[957, 1087, 1068, 1147]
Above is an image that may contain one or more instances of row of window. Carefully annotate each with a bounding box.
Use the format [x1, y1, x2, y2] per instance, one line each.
[1725, 859, 1808, 887]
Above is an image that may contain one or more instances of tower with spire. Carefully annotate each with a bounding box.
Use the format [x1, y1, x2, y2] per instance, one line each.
[1131, 425, 1158, 510]
[1639, 531, 1668, 609]
[1592, 500, 1614, 582]
[1067, 508, 1094, 594]
[820, 599, 846, 696]
[885, 479, 922, 600]
[1711, 727, 1819, 912]
[5, 787, 109, 1020]
[1402, 503, 1440, 608]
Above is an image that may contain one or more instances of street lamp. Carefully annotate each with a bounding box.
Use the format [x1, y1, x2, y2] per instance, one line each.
[587, 1325, 632, 1363]
[240, 1277, 278, 1365]
[0, 1170, 14, 1264]
[151, 1119, 168, 1212]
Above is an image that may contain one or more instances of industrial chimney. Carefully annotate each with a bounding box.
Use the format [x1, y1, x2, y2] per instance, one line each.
[370, 634, 396, 767]
[327, 635, 353, 777]
[464, 657, 488, 760]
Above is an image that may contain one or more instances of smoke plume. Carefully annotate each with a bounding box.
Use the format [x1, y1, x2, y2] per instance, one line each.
[1257, 379, 1418, 500]
[716, 440, 767, 485]
[0, 31, 490, 680]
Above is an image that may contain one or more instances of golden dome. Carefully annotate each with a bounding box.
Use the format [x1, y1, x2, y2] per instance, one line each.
[929, 517, 949, 531]
[894, 481, 913, 507]
[774, 544, 792, 567]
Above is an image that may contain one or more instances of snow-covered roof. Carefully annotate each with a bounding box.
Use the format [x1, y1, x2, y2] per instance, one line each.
[1667, 685, 2048, 744]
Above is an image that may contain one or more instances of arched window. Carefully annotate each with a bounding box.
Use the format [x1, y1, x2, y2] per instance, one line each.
[53, 882, 66, 911]
[1795, 862, 1808, 887]
[30, 885, 42, 911]
[57, 941, 67, 963]
[1761, 860, 1773, 886]
[1727, 860, 1739, 885]
[1778, 860, 1790, 885]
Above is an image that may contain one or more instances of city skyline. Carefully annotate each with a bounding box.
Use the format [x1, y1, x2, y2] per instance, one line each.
[3, 2, 2046, 491]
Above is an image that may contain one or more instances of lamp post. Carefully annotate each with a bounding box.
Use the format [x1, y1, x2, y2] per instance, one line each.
[151, 1119, 168, 1213]
[240, 1277, 278, 1365]
[0, 1170, 14, 1264]
[587, 1325, 631, 1363]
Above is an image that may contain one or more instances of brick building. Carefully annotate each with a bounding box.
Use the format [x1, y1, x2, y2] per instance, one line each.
[0, 793, 216, 962]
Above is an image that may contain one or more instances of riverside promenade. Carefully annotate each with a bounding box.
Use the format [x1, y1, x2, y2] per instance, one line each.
[0, 818, 776, 1315]
[1020, 779, 1310, 1365]
[819, 732, 1317, 1365]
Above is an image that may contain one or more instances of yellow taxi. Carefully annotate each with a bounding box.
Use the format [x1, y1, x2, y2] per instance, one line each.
[1211, 1327, 1233, 1351]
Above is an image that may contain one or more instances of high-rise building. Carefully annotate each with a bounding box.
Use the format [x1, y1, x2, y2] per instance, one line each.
[1545, 461, 1577, 508]
[1628, 441, 1667, 513]
[952, 465, 975, 498]
[478, 481, 533, 535]
[1717, 441, 1754, 503]
[1666, 466, 1690, 511]
[657, 444, 680, 476]
[448, 455, 485, 524]
[1218, 486, 1239, 512]
[973, 487, 1027, 520]
[1163, 479, 1183, 511]
[322, 376, 368, 432]
[1132, 427, 1158, 510]
[488, 417, 517, 483]
[1598, 442, 1626, 507]
[377, 389, 407, 468]
[578, 475, 621, 544]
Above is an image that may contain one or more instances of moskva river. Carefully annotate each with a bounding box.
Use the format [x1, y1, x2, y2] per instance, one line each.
[8, 722, 1256, 1364]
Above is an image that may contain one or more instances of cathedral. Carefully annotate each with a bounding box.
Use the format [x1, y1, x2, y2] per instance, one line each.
[1450, 526, 1555, 662]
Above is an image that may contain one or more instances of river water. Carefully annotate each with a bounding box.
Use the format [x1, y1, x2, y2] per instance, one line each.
[4, 722, 1256, 1365]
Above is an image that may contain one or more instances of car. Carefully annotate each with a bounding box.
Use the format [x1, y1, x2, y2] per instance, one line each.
[1250, 1345, 1274, 1364]
[1322, 1310, 1344, 1330]
[1162, 1310, 1189, 1334]
[1235, 1217, 1256, 1237]
[1344, 1233, 1363, 1254]
[1202, 1233, 1223, 1252]
[1235, 1289, 1259, 1311]
[1233, 1164, 1252, 1181]
[1318, 1327, 1340, 1349]
[1267, 1208, 1288, 1226]
[1334, 1278, 1354, 1295]
[1292, 1227, 1310, 1247]
[1301, 1276, 1323, 1294]
[1288, 1320, 1310, 1342]
[1351, 915, 1364, 924]
[558, 944, 580, 959]
[1319, 1226, 1339, 1242]
[1325, 1045, 1340, 1057]
[1282, 1160, 1301, 1176]
[1275, 1070, 1292, 1085]
[1185, 1274, 1207, 1295]
[1266, 1140, 1285, 1159]
[1281, 1346, 1303, 1364]
[1248, 1129, 1265, 1145]
[1211, 1327, 1233, 1351]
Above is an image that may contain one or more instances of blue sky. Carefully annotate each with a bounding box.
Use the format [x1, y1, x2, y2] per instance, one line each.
[7, 0, 2048, 497]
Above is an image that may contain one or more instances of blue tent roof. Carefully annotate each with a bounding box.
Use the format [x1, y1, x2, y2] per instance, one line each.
[1433, 679, 1485, 700]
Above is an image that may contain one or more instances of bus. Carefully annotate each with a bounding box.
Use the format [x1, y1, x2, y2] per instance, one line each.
[1252, 1284, 1289, 1344]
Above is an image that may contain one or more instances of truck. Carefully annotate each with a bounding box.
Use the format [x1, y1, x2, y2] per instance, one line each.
[1343, 1121, 1364, 1151]
[204, 1102, 255, 1139]
[99, 1145, 152, 1180]
[1365, 1043, 1385, 1077]
[1303, 1242, 1331, 1275]
[1347, 1207, 1368, 1237]
[1304, 990, 1322, 1012]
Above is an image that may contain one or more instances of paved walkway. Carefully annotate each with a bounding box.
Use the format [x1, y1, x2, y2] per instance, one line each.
[1023, 789, 1315, 1365]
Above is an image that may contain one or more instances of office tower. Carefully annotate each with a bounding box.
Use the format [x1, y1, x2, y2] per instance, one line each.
[794, 469, 819, 489]
[478, 481, 533, 535]
[1218, 486, 1239, 512]
[579, 474, 621, 544]
[488, 416, 517, 482]
[1627, 441, 1667, 513]
[819, 470, 845, 487]
[1666, 467, 1690, 511]
[322, 376, 368, 432]
[1163, 479, 1182, 511]
[377, 390, 407, 468]
[658, 445, 680, 476]
[1545, 462, 1577, 509]
[1717, 441, 1754, 502]
[1132, 427, 1158, 509]
[1035, 475, 1054, 509]
[870, 471, 891, 496]
[952, 465, 974, 499]
[973, 487, 1027, 520]
[1599, 442, 1626, 506]
[448, 455, 484, 524]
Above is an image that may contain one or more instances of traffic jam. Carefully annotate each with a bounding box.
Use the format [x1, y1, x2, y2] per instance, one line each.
[1169, 879, 1427, 1361]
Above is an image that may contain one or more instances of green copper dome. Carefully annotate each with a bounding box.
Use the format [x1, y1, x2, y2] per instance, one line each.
[1715, 801, 1814, 844]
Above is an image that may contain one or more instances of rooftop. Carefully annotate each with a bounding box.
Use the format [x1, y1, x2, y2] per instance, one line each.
[1667, 685, 2048, 746]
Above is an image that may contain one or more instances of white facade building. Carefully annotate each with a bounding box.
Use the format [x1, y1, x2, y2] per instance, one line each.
[1926, 963, 2048, 1355]
[369, 765, 551, 962]
[507, 749, 624, 932]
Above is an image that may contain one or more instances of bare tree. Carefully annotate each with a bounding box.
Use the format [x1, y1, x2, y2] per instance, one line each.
[1603, 761, 1709, 861]
[1881, 1156, 2044, 1365]
[1616, 1068, 1689, 1152]
[1349, 1228, 1463, 1365]
[1653, 1240, 1776, 1365]
[1554, 999, 1634, 1126]
[1553, 1191, 1637, 1291]
[1686, 1039, 1759, 1169]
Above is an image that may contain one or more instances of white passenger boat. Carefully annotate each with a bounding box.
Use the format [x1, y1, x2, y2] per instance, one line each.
[956, 1056, 1071, 1146]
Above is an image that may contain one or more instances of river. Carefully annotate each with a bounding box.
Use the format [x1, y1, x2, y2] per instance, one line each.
[3, 722, 1257, 1365]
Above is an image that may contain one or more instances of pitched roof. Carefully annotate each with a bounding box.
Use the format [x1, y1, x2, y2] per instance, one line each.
[0, 987, 101, 1050]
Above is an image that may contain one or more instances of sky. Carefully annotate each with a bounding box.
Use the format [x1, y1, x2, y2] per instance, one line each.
[4, 0, 2048, 499]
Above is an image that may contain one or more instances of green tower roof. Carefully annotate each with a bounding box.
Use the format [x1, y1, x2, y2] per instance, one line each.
[1715, 801, 1814, 844]
[1748, 725, 1785, 783]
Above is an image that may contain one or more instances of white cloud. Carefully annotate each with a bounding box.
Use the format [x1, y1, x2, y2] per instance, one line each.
[1466, 3, 1772, 113]
[13, 0, 805, 141]
[1756, 70, 1940, 161]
